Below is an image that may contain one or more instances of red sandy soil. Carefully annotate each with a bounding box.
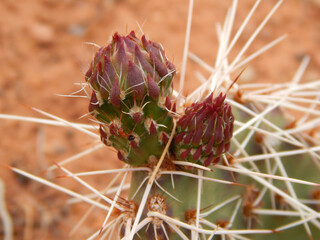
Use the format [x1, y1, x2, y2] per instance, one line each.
[0, 0, 319, 239]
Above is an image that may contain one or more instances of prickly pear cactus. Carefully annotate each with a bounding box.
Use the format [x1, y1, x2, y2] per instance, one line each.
[86, 31, 320, 239]
[86, 31, 176, 166]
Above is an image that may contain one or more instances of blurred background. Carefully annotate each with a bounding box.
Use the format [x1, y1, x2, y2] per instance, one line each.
[0, 0, 319, 239]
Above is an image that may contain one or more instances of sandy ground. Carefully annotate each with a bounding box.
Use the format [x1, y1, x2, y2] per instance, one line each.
[0, 0, 319, 239]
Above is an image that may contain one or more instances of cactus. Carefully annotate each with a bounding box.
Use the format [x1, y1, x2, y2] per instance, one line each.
[3, 1, 320, 240]
[82, 27, 320, 239]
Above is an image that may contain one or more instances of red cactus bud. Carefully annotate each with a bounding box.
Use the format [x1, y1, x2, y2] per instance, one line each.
[141, 35, 150, 51]
[132, 112, 142, 123]
[161, 132, 169, 144]
[204, 153, 214, 167]
[203, 113, 216, 143]
[102, 55, 116, 84]
[178, 113, 194, 130]
[224, 142, 231, 152]
[175, 92, 234, 165]
[172, 103, 176, 112]
[204, 135, 215, 155]
[216, 142, 225, 156]
[149, 120, 157, 135]
[94, 47, 106, 65]
[86, 31, 176, 165]
[110, 78, 121, 107]
[212, 156, 221, 165]
[150, 51, 168, 77]
[214, 116, 224, 144]
[89, 65, 99, 90]
[193, 146, 202, 160]
[147, 75, 160, 99]
[89, 91, 99, 112]
[174, 131, 186, 144]
[134, 45, 155, 77]
[85, 64, 92, 81]
[215, 93, 226, 107]
[127, 60, 145, 99]
[180, 149, 191, 159]
[192, 123, 203, 146]
[117, 151, 124, 161]
[184, 131, 194, 145]
[165, 96, 171, 110]
[195, 107, 208, 123]
[166, 60, 176, 76]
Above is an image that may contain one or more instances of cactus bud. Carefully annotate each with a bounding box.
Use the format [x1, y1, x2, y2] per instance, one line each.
[86, 31, 176, 165]
[174, 93, 234, 166]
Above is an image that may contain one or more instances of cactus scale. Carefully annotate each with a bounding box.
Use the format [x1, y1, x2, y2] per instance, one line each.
[86, 32, 320, 239]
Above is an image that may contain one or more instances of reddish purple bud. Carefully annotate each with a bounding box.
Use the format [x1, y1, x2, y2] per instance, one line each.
[196, 107, 208, 122]
[224, 142, 231, 152]
[89, 91, 99, 112]
[99, 125, 107, 141]
[93, 47, 106, 65]
[215, 93, 226, 107]
[128, 30, 137, 39]
[123, 35, 136, 50]
[85, 64, 92, 81]
[117, 151, 124, 161]
[193, 147, 202, 160]
[161, 132, 169, 144]
[172, 103, 176, 112]
[150, 51, 168, 77]
[165, 96, 171, 110]
[141, 35, 150, 51]
[224, 124, 230, 141]
[214, 116, 224, 144]
[110, 78, 121, 107]
[205, 135, 215, 154]
[100, 56, 115, 98]
[204, 153, 214, 167]
[203, 114, 216, 143]
[216, 142, 225, 156]
[134, 45, 155, 77]
[192, 124, 203, 146]
[103, 55, 116, 84]
[204, 92, 214, 104]
[212, 156, 221, 165]
[166, 60, 176, 76]
[178, 113, 194, 130]
[114, 40, 127, 72]
[104, 45, 111, 57]
[127, 60, 145, 99]
[149, 120, 157, 135]
[132, 112, 142, 123]
[89, 65, 99, 90]
[180, 149, 191, 159]
[184, 131, 194, 144]
[174, 131, 186, 144]
[142, 36, 162, 59]
[147, 75, 160, 99]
